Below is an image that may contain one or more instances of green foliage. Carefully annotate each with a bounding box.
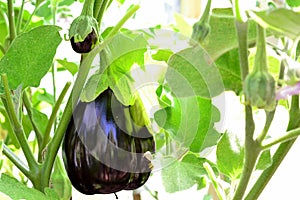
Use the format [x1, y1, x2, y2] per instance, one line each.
[286, 0, 300, 7]
[0, 174, 59, 200]
[166, 46, 224, 99]
[0, 26, 62, 90]
[216, 132, 244, 180]
[81, 32, 148, 105]
[249, 8, 300, 40]
[155, 96, 220, 153]
[161, 153, 217, 193]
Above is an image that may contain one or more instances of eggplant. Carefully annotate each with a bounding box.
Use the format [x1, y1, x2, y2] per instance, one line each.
[70, 29, 98, 54]
[62, 89, 155, 195]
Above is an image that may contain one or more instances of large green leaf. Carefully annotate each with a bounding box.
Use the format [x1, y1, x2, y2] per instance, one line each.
[166, 46, 224, 99]
[249, 8, 300, 40]
[154, 96, 220, 152]
[202, 8, 257, 60]
[216, 132, 244, 180]
[286, 0, 300, 7]
[0, 25, 62, 90]
[215, 49, 242, 94]
[81, 33, 148, 105]
[0, 174, 59, 200]
[161, 153, 216, 193]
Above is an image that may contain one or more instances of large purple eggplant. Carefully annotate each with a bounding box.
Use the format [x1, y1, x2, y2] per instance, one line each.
[62, 89, 155, 195]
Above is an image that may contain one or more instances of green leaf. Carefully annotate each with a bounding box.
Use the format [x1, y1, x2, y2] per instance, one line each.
[50, 158, 72, 200]
[0, 110, 19, 148]
[22, 114, 33, 138]
[81, 33, 148, 105]
[202, 8, 257, 60]
[56, 59, 78, 76]
[215, 49, 242, 94]
[286, 0, 300, 7]
[166, 46, 224, 99]
[152, 49, 173, 63]
[32, 108, 48, 134]
[256, 150, 272, 170]
[0, 25, 62, 89]
[32, 88, 55, 108]
[161, 153, 215, 193]
[117, 0, 125, 4]
[216, 132, 244, 180]
[200, 128, 221, 152]
[249, 8, 300, 40]
[174, 13, 193, 37]
[0, 174, 59, 200]
[154, 96, 220, 152]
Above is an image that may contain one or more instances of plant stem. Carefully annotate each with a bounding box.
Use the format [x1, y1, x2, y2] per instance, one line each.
[41, 82, 71, 153]
[235, 21, 249, 80]
[232, 20, 261, 200]
[0, 44, 6, 54]
[254, 24, 268, 72]
[97, 0, 110, 28]
[7, 0, 16, 42]
[203, 162, 226, 200]
[3, 144, 30, 178]
[40, 5, 140, 190]
[81, 0, 95, 16]
[245, 96, 300, 200]
[1, 74, 38, 172]
[93, 0, 104, 19]
[256, 110, 275, 144]
[22, 92, 43, 150]
[16, 0, 25, 34]
[232, 106, 260, 200]
[262, 127, 300, 149]
[105, 5, 140, 38]
[233, 0, 247, 22]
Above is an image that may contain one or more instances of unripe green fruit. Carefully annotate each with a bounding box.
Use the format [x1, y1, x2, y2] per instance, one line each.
[244, 70, 276, 111]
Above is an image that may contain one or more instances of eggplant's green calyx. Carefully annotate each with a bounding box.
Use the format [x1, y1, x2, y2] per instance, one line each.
[69, 15, 99, 53]
[69, 15, 98, 43]
[191, 21, 211, 43]
[244, 70, 276, 111]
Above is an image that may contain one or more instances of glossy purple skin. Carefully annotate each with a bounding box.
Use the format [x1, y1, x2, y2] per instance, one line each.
[70, 29, 97, 54]
[62, 89, 155, 194]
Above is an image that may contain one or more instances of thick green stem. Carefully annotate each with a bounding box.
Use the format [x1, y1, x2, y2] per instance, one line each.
[232, 20, 261, 200]
[254, 25, 268, 72]
[41, 82, 71, 153]
[81, 0, 95, 16]
[245, 96, 300, 200]
[1, 74, 38, 172]
[7, 0, 16, 42]
[232, 106, 260, 200]
[235, 21, 249, 80]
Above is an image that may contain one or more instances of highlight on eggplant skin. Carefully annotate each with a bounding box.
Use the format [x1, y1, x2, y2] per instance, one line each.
[70, 29, 98, 54]
[62, 89, 155, 195]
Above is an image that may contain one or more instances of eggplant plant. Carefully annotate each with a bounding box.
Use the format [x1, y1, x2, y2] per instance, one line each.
[1, 0, 300, 199]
